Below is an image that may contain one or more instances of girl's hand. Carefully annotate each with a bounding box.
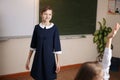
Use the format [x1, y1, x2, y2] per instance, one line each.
[25, 59, 30, 70]
[107, 23, 120, 38]
[55, 63, 60, 73]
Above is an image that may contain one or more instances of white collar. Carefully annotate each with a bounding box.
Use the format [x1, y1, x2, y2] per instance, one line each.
[39, 23, 54, 29]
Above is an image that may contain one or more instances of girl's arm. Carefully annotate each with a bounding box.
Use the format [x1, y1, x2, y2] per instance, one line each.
[25, 25, 37, 70]
[55, 54, 60, 73]
[103, 23, 120, 67]
[54, 27, 62, 73]
[102, 23, 120, 80]
[106, 23, 120, 48]
[25, 50, 34, 70]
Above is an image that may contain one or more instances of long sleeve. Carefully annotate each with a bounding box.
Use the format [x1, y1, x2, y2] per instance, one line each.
[102, 48, 112, 80]
[53, 27, 62, 54]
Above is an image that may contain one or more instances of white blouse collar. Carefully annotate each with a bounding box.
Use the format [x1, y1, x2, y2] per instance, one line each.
[39, 23, 54, 29]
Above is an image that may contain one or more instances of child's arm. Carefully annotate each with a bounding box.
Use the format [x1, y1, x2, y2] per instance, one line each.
[55, 54, 60, 73]
[25, 50, 34, 70]
[102, 23, 120, 80]
[102, 23, 120, 67]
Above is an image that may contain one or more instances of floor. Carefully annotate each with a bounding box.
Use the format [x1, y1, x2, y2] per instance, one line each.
[0, 67, 119, 80]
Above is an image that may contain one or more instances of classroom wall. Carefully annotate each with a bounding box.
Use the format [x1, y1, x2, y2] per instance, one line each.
[0, 0, 120, 75]
[97, 0, 120, 57]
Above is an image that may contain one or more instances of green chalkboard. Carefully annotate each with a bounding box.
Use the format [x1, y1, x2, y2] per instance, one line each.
[39, 0, 97, 35]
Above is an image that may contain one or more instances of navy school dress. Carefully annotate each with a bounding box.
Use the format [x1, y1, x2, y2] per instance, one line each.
[30, 24, 61, 80]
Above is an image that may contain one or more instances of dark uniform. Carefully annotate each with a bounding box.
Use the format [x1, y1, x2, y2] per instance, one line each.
[30, 24, 61, 80]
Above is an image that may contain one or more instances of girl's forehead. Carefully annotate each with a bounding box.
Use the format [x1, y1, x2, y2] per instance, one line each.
[43, 10, 52, 13]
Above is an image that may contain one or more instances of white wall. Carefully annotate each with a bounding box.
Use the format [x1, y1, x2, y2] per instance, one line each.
[0, 0, 120, 75]
[0, 0, 35, 38]
[97, 0, 120, 58]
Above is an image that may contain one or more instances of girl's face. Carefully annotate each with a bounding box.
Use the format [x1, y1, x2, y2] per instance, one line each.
[41, 9, 52, 23]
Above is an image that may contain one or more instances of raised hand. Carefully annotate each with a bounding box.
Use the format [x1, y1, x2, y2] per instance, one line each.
[107, 23, 120, 38]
